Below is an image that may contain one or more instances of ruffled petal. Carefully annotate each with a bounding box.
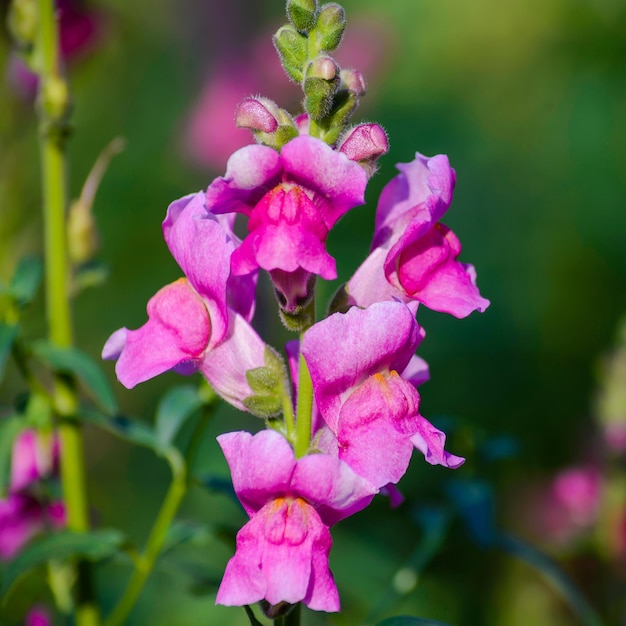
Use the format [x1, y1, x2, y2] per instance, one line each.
[410, 418, 465, 469]
[386, 223, 490, 318]
[291, 454, 376, 526]
[216, 430, 296, 516]
[206, 144, 283, 215]
[106, 279, 211, 389]
[163, 192, 234, 346]
[373, 153, 455, 248]
[302, 301, 423, 428]
[281, 135, 367, 229]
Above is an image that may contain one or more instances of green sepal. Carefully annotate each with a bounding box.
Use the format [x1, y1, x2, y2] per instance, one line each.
[254, 124, 300, 151]
[327, 282, 352, 315]
[287, 0, 318, 33]
[311, 3, 346, 53]
[321, 89, 358, 138]
[304, 76, 337, 121]
[273, 25, 309, 83]
[1, 529, 125, 598]
[242, 346, 289, 418]
[30, 341, 117, 415]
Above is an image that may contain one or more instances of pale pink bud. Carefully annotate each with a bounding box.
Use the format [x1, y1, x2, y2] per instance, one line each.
[340, 68, 367, 96]
[235, 97, 279, 133]
[338, 123, 389, 163]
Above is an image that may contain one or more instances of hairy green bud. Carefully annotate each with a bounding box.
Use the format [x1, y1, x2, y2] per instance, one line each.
[286, 0, 318, 33]
[273, 24, 309, 83]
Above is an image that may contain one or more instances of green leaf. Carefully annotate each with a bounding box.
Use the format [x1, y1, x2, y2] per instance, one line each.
[0, 323, 19, 381]
[31, 341, 117, 414]
[499, 533, 604, 626]
[10, 257, 43, 306]
[0, 416, 23, 497]
[155, 385, 204, 446]
[1, 529, 125, 597]
[82, 409, 183, 478]
[376, 618, 454, 626]
[162, 520, 214, 554]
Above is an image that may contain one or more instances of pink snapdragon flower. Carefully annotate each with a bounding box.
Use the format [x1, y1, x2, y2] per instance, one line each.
[205, 135, 367, 311]
[0, 430, 65, 561]
[102, 192, 267, 411]
[216, 430, 376, 612]
[346, 153, 489, 318]
[301, 301, 463, 488]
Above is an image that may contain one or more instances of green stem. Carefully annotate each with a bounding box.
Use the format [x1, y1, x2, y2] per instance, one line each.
[294, 351, 313, 458]
[105, 403, 214, 626]
[284, 603, 301, 626]
[104, 461, 186, 626]
[36, 1, 98, 624]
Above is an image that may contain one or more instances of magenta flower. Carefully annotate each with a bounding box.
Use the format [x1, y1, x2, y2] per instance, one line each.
[346, 153, 489, 318]
[205, 135, 367, 311]
[0, 430, 65, 561]
[25, 607, 53, 626]
[301, 301, 464, 488]
[102, 192, 267, 411]
[216, 430, 376, 612]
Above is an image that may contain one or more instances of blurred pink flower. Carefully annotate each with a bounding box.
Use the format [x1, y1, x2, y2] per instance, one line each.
[533, 465, 602, 545]
[6, 0, 104, 99]
[25, 607, 52, 626]
[0, 430, 65, 561]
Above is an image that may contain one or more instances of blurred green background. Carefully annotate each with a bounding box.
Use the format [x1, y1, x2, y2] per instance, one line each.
[1, 0, 625, 624]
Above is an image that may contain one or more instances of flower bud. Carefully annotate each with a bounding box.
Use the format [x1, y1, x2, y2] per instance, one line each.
[340, 68, 367, 97]
[314, 3, 346, 52]
[303, 56, 339, 120]
[273, 24, 309, 83]
[235, 97, 279, 133]
[286, 0, 318, 33]
[338, 123, 389, 164]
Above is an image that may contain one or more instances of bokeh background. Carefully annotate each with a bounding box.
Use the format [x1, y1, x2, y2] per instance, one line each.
[1, 0, 626, 624]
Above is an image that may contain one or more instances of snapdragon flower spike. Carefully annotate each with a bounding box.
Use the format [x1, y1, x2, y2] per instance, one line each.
[346, 153, 490, 318]
[0, 431, 65, 560]
[301, 301, 464, 488]
[102, 192, 267, 411]
[216, 430, 377, 612]
[205, 135, 367, 313]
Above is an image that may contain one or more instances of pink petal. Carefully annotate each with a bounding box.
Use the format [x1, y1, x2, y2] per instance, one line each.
[374, 153, 455, 248]
[216, 431, 296, 516]
[199, 311, 268, 412]
[291, 454, 377, 526]
[302, 301, 423, 428]
[108, 279, 211, 389]
[206, 144, 282, 215]
[410, 418, 465, 469]
[163, 192, 234, 346]
[280, 135, 367, 229]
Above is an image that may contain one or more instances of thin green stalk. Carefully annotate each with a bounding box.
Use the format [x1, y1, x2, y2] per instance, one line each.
[36, 0, 98, 624]
[105, 404, 214, 626]
[294, 351, 313, 458]
[104, 462, 186, 626]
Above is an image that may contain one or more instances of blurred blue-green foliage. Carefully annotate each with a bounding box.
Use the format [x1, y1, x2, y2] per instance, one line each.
[1, 0, 625, 624]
